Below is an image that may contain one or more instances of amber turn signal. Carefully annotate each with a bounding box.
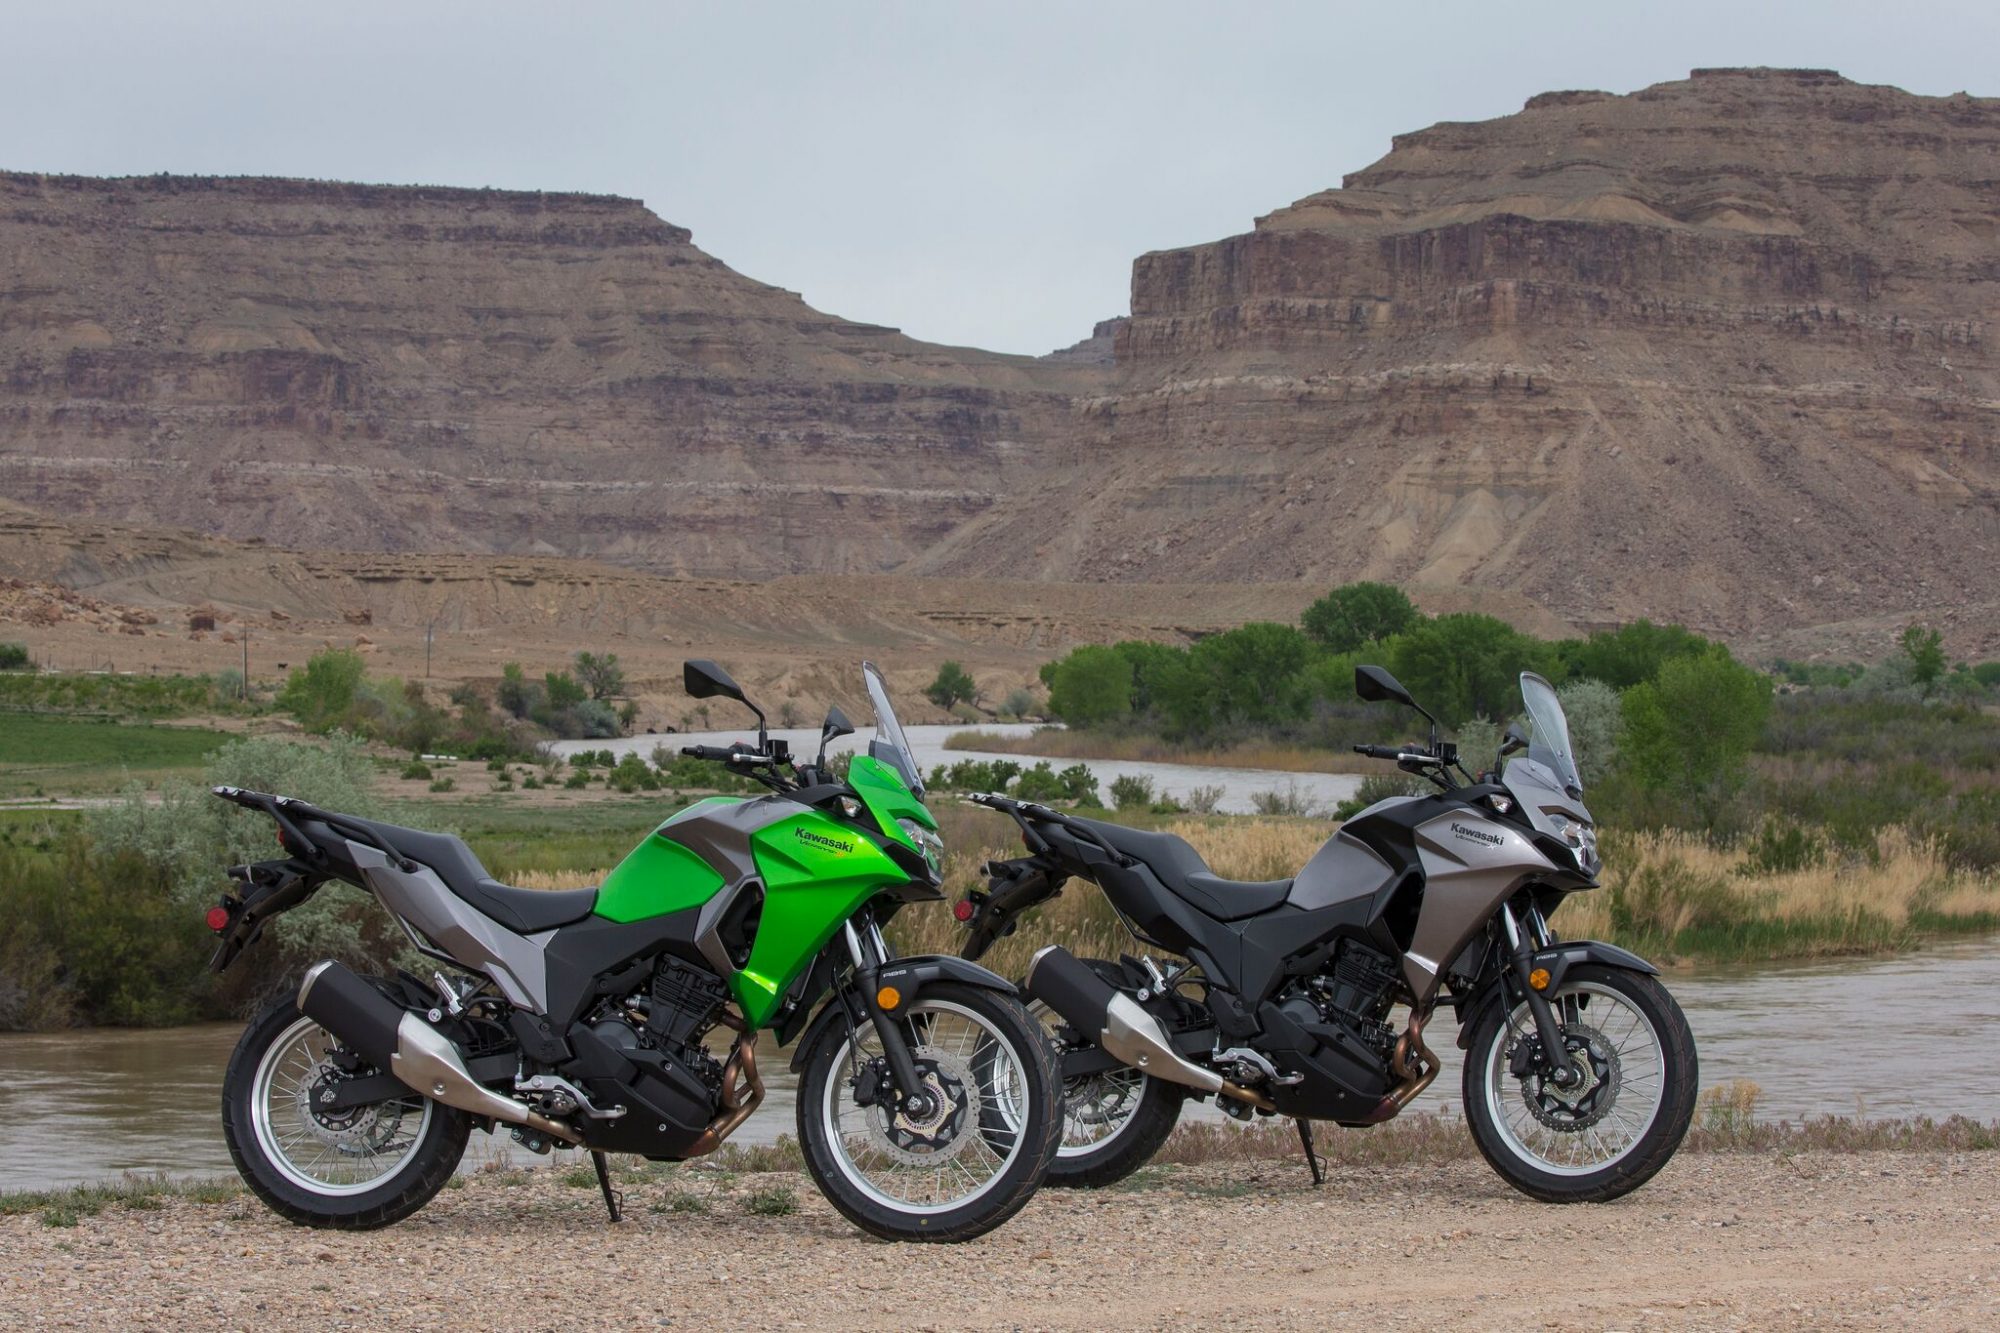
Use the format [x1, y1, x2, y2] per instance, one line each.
[876, 986, 901, 1010]
[1528, 967, 1551, 991]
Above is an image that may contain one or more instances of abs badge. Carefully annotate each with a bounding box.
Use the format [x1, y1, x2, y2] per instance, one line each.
[795, 827, 854, 855]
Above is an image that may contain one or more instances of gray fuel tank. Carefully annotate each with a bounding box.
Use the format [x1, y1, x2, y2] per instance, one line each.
[1287, 830, 1394, 911]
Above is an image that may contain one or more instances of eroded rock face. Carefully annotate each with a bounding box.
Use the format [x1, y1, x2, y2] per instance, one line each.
[0, 174, 1094, 577]
[920, 68, 1998, 642]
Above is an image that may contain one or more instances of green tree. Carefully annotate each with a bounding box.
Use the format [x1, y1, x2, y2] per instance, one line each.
[925, 661, 978, 709]
[496, 662, 539, 718]
[574, 651, 626, 701]
[543, 670, 587, 710]
[1620, 647, 1772, 799]
[275, 649, 367, 733]
[1113, 641, 1189, 715]
[1300, 582, 1421, 652]
[1556, 619, 1713, 690]
[0, 642, 29, 671]
[1047, 645, 1133, 727]
[1186, 622, 1314, 728]
[1386, 614, 1554, 729]
[1899, 624, 1946, 694]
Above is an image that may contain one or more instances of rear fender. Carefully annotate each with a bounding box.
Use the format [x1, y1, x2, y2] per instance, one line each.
[1451, 939, 1659, 1050]
[786, 954, 1016, 1073]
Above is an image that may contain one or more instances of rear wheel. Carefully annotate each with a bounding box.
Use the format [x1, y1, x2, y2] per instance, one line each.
[1030, 998, 1184, 1188]
[1463, 965, 1696, 1203]
[222, 992, 469, 1229]
[796, 984, 1060, 1242]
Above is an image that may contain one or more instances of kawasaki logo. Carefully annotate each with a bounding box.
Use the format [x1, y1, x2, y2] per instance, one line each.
[1451, 822, 1505, 847]
[795, 827, 854, 855]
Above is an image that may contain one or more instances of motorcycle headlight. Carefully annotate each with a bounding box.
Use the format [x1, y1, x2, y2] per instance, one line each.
[1549, 814, 1599, 873]
[897, 818, 944, 879]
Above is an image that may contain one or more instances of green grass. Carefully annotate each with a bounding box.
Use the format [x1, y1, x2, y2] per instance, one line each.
[0, 715, 229, 797]
[0, 1174, 240, 1226]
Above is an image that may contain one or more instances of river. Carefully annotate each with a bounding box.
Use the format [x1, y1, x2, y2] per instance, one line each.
[551, 722, 1366, 817]
[4, 936, 1995, 1192]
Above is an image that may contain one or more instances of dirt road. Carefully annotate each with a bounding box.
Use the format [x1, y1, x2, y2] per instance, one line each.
[3, 1152, 1995, 1330]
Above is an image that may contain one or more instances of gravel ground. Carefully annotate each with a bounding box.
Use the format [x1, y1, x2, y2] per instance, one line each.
[2, 1151, 1996, 1330]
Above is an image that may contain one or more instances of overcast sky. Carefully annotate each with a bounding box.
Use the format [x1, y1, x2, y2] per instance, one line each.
[5, 1, 1995, 354]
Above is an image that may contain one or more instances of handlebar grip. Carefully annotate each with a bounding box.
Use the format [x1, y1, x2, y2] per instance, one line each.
[1352, 744, 1401, 759]
[681, 744, 735, 761]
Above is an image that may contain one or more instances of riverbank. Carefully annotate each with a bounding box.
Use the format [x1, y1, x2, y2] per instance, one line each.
[5, 1140, 1995, 1330]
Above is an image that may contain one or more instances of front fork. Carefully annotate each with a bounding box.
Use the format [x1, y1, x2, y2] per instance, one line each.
[1500, 902, 1583, 1090]
[839, 917, 927, 1100]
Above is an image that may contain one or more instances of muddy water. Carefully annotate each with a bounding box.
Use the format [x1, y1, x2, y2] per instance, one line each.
[3, 938, 1996, 1193]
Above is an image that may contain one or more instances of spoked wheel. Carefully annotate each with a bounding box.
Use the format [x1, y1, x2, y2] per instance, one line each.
[1028, 998, 1183, 1188]
[222, 993, 469, 1229]
[797, 983, 1060, 1242]
[1464, 964, 1697, 1203]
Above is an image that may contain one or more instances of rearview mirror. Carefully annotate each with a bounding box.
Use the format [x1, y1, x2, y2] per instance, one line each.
[1499, 720, 1530, 758]
[1354, 665, 1415, 709]
[683, 659, 745, 703]
[821, 706, 854, 746]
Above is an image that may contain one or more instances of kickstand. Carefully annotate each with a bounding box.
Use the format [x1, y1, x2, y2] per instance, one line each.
[591, 1150, 624, 1223]
[1295, 1118, 1325, 1187]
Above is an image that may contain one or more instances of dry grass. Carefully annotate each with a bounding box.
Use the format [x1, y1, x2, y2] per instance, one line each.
[1560, 825, 2000, 960]
[505, 813, 1999, 968]
[945, 729, 1371, 775]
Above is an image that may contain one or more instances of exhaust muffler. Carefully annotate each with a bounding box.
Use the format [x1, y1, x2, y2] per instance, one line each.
[1025, 946, 1273, 1111]
[297, 960, 580, 1145]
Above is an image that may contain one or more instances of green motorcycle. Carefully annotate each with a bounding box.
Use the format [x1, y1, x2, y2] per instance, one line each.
[205, 660, 1061, 1241]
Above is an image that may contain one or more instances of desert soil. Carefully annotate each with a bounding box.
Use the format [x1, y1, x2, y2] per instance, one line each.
[3, 1152, 1994, 1330]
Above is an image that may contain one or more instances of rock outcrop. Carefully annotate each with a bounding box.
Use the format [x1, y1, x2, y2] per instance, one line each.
[918, 69, 1998, 644]
[0, 174, 1094, 577]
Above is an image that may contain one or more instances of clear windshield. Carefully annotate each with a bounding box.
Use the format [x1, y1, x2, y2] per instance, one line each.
[862, 661, 925, 798]
[1519, 671, 1582, 795]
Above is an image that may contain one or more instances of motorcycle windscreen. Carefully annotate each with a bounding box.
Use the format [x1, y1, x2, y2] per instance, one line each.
[1519, 671, 1583, 797]
[862, 660, 925, 798]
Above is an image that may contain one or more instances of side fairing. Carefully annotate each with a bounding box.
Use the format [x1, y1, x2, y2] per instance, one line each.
[744, 808, 909, 1025]
[1287, 831, 1394, 911]
[1405, 809, 1558, 1003]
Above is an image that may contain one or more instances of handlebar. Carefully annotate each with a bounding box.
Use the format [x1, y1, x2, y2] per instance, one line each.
[1352, 744, 1405, 760]
[681, 743, 747, 762]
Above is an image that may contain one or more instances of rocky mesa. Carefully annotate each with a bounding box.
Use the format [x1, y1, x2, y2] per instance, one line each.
[1, 68, 1995, 651]
[918, 68, 1999, 646]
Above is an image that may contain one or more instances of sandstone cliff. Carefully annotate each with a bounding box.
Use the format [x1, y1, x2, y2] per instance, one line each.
[917, 69, 1998, 645]
[0, 175, 1094, 577]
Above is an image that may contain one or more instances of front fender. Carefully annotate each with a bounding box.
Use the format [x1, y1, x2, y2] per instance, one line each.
[1452, 939, 1659, 1051]
[787, 954, 1018, 1073]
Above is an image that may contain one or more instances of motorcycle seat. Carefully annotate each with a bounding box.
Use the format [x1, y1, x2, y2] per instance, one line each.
[345, 817, 600, 933]
[1071, 817, 1293, 921]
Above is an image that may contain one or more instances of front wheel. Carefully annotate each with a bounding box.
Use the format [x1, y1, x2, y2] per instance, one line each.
[1463, 964, 1697, 1203]
[796, 983, 1061, 1242]
[222, 992, 470, 1229]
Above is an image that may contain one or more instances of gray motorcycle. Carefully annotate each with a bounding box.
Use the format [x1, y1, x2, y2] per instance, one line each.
[958, 665, 1698, 1202]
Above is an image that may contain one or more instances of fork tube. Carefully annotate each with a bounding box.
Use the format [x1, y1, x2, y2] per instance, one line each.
[845, 919, 922, 1098]
[1501, 904, 1574, 1084]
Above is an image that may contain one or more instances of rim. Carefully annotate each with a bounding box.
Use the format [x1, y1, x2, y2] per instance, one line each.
[250, 1015, 433, 1196]
[1481, 980, 1667, 1178]
[1029, 998, 1148, 1159]
[821, 999, 1032, 1215]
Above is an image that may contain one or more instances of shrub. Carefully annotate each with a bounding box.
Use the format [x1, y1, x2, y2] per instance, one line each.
[574, 651, 626, 701]
[1900, 624, 1946, 694]
[1622, 647, 1772, 802]
[1183, 785, 1223, 815]
[1001, 687, 1037, 720]
[1252, 785, 1319, 817]
[497, 663, 539, 719]
[1109, 774, 1155, 810]
[1556, 619, 1712, 690]
[1013, 761, 1099, 805]
[563, 771, 590, 790]
[0, 643, 29, 671]
[1300, 582, 1420, 653]
[427, 776, 456, 793]
[929, 759, 1021, 793]
[1046, 645, 1132, 727]
[275, 649, 366, 732]
[925, 661, 977, 709]
[400, 761, 433, 781]
[1555, 678, 1624, 785]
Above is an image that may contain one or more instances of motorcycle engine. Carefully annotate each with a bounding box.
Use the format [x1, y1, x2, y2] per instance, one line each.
[591, 955, 729, 1095]
[1279, 942, 1401, 1063]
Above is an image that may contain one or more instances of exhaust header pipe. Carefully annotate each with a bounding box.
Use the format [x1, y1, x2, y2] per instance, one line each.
[298, 961, 580, 1145]
[1025, 946, 1272, 1111]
